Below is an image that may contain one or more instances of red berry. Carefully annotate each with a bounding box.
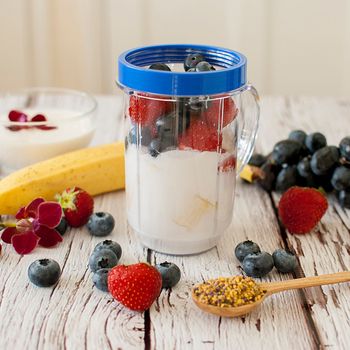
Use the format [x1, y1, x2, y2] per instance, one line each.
[219, 155, 236, 172]
[203, 97, 238, 129]
[56, 187, 94, 227]
[278, 187, 328, 234]
[108, 262, 162, 311]
[178, 119, 221, 152]
[129, 94, 171, 126]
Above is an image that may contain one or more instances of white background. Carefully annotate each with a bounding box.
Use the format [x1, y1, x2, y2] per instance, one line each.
[1, 0, 350, 97]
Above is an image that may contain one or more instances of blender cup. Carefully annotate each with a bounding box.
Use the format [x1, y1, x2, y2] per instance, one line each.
[118, 44, 259, 255]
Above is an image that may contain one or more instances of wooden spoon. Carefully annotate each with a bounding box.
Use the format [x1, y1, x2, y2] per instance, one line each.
[192, 271, 350, 318]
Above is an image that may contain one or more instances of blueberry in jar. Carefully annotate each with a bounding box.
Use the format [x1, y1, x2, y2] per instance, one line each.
[195, 61, 215, 72]
[148, 138, 162, 157]
[127, 126, 152, 147]
[184, 53, 205, 71]
[149, 63, 171, 71]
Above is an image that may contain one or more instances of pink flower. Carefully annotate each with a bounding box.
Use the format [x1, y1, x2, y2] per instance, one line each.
[1, 198, 63, 254]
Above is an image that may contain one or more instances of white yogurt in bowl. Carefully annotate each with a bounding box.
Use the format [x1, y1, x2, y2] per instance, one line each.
[0, 88, 96, 175]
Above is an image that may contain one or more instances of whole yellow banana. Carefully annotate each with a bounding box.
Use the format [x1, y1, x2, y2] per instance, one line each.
[0, 142, 125, 215]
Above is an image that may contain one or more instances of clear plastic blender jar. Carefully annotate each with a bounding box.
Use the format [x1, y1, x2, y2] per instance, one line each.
[118, 44, 259, 255]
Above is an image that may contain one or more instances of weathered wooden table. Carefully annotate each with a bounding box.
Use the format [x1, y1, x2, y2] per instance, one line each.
[1, 95, 350, 350]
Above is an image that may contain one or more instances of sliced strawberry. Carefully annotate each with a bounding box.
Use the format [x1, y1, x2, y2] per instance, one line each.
[219, 155, 236, 172]
[179, 119, 221, 152]
[204, 97, 238, 129]
[129, 94, 172, 126]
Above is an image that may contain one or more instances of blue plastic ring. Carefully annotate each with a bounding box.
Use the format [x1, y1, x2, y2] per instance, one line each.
[118, 44, 247, 96]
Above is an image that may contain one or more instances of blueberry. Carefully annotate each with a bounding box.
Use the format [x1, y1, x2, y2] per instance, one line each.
[87, 212, 115, 237]
[155, 261, 181, 288]
[94, 240, 122, 260]
[153, 114, 178, 152]
[149, 63, 171, 71]
[339, 136, 350, 161]
[148, 138, 162, 157]
[234, 240, 261, 263]
[28, 259, 61, 287]
[305, 132, 327, 154]
[127, 126, 152, 147]
[156, 113, 175, 135]
[288, 130, 307, 145]
[242, 252, 274, 278]
[195, 61, 215, 72]
[331, 166, 350, 191]
[187, 96, 210, 112]
[248, 153, 267, 167]
[257, 162, 279, 191]
[275, 165, 298, 192]
[311, 146, 339, 176]
[92, 268, 110, 292]
[338, 190, 350, 209]
[55, 217, 68, 236]
[272, 249, 297, 273]
[89, 249, 118, 273]
[184, 53, 205, 71]
[272, 140, 302, 165]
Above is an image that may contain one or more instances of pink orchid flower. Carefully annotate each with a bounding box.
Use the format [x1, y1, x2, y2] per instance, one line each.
[1, 198, 63, 254]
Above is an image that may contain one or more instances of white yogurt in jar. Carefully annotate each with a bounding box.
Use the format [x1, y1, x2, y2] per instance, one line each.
[0, 108, 95, 174]
[125, 145, 236, 254]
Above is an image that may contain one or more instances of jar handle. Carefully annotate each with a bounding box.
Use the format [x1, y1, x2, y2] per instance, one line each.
[236, 84, 260, 176]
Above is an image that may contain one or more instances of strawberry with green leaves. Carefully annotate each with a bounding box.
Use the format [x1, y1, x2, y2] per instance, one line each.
[56, 187, 94, 228]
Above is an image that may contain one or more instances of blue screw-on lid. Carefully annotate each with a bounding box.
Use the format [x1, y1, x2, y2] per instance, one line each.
[118, 44, 247, 96]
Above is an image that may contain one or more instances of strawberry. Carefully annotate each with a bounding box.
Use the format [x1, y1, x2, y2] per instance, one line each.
[56, 187, 94, 227]
[178, 119, 221, 152]
[129, 94, 171, 126]
[203, 97, 238, 129]
[278, 187, 328, 234]
[108, 262, 162, 311]
[219, 155, 236, 172]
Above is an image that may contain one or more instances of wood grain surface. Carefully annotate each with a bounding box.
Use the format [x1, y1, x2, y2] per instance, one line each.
[0, 95, 349, 350]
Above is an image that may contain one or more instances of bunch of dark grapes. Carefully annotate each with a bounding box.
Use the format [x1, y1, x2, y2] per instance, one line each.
[245, 131, 350, 209]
